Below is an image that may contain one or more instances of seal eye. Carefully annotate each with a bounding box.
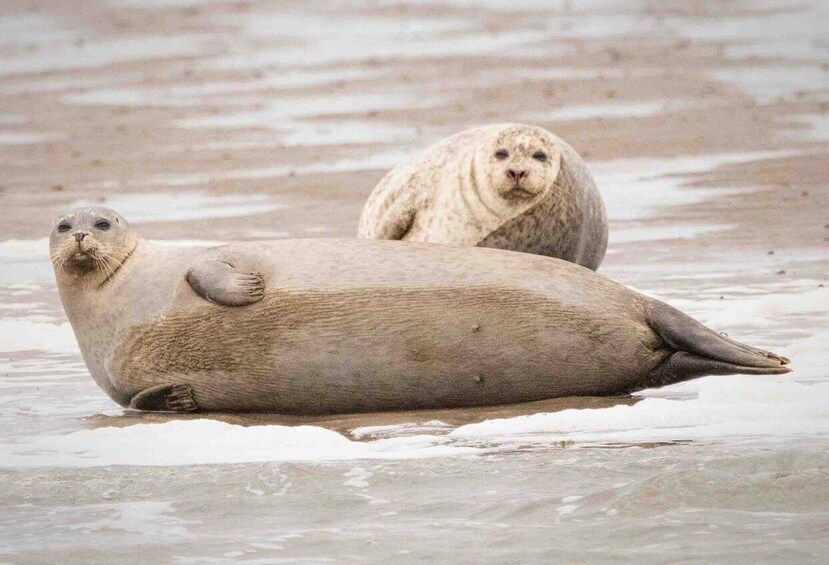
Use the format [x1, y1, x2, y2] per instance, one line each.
[94, 220, 111, 231]
[494, 149, 509, 160]
[57, 223, 71, 233]
[532, 151, 547, 162]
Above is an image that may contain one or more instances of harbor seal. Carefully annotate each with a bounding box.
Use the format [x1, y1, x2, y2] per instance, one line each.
[51, 207, 789, 414]
[358, 123, 608, 270]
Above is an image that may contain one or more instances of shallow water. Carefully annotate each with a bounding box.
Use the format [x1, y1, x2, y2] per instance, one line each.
[1, 0, 828, 562]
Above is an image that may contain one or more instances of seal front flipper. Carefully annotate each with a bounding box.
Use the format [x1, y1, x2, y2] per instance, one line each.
[381, 206, 417, 240]
[129, 383, 198, 412]
[358, 184, 419, 240]
[187, 257, 264, 306]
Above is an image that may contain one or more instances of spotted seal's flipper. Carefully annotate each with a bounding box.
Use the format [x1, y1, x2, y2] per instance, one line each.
[367, 201, 417, 240]
[641, 299, 791, 389]
[129, 384, 198, 412]
[187, 257, 264, 306]
[358, 187, 419, 240]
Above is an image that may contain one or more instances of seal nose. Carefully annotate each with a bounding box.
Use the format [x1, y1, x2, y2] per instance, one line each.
[74, 232, 88, 243]
[507, 169, 527, 181]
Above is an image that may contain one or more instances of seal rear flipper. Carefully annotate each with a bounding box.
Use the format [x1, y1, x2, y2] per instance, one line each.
[129, 383, 199, 412]
[187, 257, 264, 306]
[643, 299, 790, 387]
[641, 351, 791, 390]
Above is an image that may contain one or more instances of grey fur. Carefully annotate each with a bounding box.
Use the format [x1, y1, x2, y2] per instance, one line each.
[51, 208, 789, 414]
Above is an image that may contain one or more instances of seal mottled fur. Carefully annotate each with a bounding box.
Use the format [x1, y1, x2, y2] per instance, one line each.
[51, 207, 789, 414]
[358, 123, 608, 270]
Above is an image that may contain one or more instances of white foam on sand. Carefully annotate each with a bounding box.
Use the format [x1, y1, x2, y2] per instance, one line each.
[449, 378, 829, 445]
[0, 318, 77, 355]
[0, 420, 480, 468]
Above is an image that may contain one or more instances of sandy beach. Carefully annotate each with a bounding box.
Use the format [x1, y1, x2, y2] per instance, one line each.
[0, 0, 827, 562]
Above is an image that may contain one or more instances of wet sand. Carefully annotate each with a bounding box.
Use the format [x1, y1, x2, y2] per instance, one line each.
[85, 396, 641, 436]
[0, 0, 827, 563]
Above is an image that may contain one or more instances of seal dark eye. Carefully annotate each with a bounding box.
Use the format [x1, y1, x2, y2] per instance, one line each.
[532, 151, 547, 162]
[57, 223, 71, 233]
[94, 220, 111, 231]
[494, 149, 509, 160]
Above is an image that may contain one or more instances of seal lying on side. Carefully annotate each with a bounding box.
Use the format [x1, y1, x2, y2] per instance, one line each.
[358, 123, 608, 270]
[51, 207, 789, 414]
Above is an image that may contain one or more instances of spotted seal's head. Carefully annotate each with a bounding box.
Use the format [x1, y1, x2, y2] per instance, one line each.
[479, 125, 563, 204]
[50, 207, 138, 285]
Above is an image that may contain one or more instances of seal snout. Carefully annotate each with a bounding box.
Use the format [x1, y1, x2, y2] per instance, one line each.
[506, 169, 527, 182]
[74, 231, 89, 243]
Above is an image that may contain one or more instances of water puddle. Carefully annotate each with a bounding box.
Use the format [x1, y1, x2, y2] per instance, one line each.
[529, 99, 702, 122]
[712, 66, 829, 104]
[62, 68, 384, 108]
[71, 192, 283, 223]
[591, 150, 795, 246]
[205, 12, 553, 70]
[0, 132, 64, 145]
[0, 113, 25, 124]
[779, 113, 829, 142]
[0, 34, 213, 77]
[146, 150, 411, 187]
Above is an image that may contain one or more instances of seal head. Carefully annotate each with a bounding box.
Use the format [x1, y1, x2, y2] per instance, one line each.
[477, 124, 563, 206]
[50, 207, 138, 287]
[357, 123, 606, 269]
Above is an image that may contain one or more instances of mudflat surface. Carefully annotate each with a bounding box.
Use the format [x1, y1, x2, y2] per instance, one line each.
[0, 0, 827, 563]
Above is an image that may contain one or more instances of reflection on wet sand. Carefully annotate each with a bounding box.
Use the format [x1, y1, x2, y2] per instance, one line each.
[86, 395, 640, 438]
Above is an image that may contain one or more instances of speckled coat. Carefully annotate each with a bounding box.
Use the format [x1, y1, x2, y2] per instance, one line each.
[358, 124, 608, 270]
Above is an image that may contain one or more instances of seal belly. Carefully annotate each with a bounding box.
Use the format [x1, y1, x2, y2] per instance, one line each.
[111, 285, 653, 414]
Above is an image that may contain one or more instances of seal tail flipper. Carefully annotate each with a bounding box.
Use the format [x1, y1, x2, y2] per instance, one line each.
[642, 299, 791, 388]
